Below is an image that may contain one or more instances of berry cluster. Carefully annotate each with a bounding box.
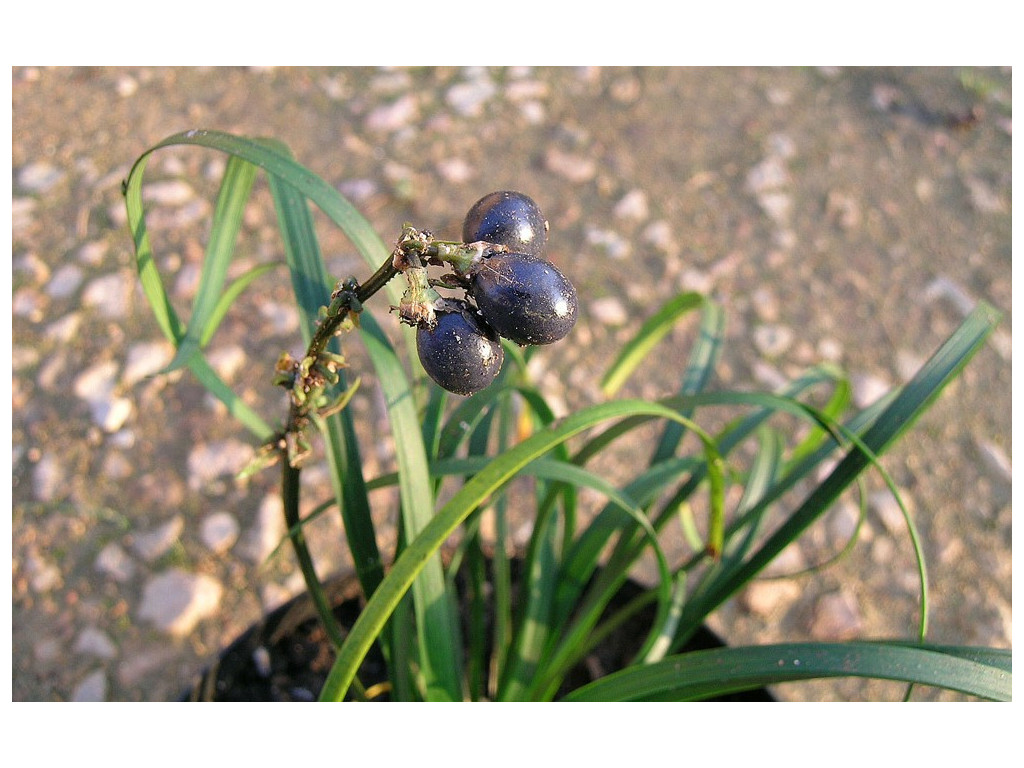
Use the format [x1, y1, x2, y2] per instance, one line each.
[414, 191, 578, 395]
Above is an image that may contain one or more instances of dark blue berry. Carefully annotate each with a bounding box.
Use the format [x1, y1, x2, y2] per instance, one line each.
[462, 191, 548, 257]
[416, 300, 504, 395]
[470, 253, 577, 346]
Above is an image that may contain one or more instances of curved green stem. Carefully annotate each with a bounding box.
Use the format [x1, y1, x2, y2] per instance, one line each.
[281, 460, 369, 701]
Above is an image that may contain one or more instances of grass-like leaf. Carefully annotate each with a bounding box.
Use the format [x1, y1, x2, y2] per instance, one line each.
[161, 155, 257, 374]
[359, 313, 464, 701]
[260, 141, 386, 603]
[671, 302, 1001, 648]
[600, 292, 705, 397]
[650, 296, 726, 465]
[561, 642, 1011, 701]
[319, 398, 711, 701]
[123, 146, 273, 440]
[200, 262, 281, 347]
[126, 129, 1006, 705]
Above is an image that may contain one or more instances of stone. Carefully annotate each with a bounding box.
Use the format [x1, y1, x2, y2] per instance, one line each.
[609, 75, 641, 103]
[137, 569, 223, 637]
[868, 536, 895, 565]
[82, 272, 132, 319]
[12, 287, 46, 321]
[922, 276, 975, 317]
[252, 646, 272, 678]
[12, 197, 38, 235]
[44, 312, 82, 343]
[365, 94, 418, 132]
[337, 179, 378, 203]
[205, 344, 247, 383]
[74, 360, 118, 401]
[750, 287, 780, 322]
[825, 500, 862, 548]
[851, 372, 891, 409]
[446, 77, 496, 117]
[767, 132, 797, 158]
[545, 148, 596, 184]
[808, 591, 862, 641]
[963, 176, 1005, 214]
[506, 79, 548, 101]
[740, 579, 802, 618]
[122, 340, 173, 387]
[746, 156, 789, 194]
[614, 189, 649, 222]
[72, 670, 108, 702]
[895, 349, 926, 381]
[239, 494, 286, 565]
[757, 191, 792, 224]
[200, 511, 240, 554]
[641, 220, 674, 252]
[74, 627, 118, 659]
[32, 452, 66, 502]
[187, 438, 253, 491]
[868, 490, 911, 537]
[826, 190, 862, 229]
[258, 301, 300, 336]
[95, 543, 136, 583]
[12, 346, 39, 371]
[589, 296, 628, 327]
[15, 251, 51, 283]
[975, 439, 1011, 483]
[173, 262, 201, 300]
[46, 264, 84, 299]
[18, 161, 65, 193]
[77, 241, 109, 266]
[101, 450, 133, 480]
[116, 74, 138, 97]
[752, 360, 788, 390]
[436, 157, 474, 184]
[116, 645, 181, 687]
[518, 101, 545, 124]
[816, 338, 843, 363]
[74, 360, 134, 431]
[94, 397, 134, 433]
[585, 227, 630, 259]
[753, 324, 794, 357]
[24, 548, 62, 592]
[131, 516, 184, 562]
[760, 541, 807, 578]
[142, 179, 195, 206]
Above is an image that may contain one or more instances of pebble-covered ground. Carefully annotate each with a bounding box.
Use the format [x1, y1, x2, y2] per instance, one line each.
[11, 66, 1011, 701]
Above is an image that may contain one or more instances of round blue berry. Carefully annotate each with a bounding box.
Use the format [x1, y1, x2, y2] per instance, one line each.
[462, 191, 548, 257]
[416, 300, 504, 395]
[470, 253, 577, 346]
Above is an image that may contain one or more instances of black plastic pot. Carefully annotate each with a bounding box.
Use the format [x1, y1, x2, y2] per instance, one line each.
[184, 560, 773, 702]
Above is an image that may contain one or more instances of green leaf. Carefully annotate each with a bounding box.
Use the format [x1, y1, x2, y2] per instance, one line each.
[650, 296, 726, 465]
[161, 155, 257, 373]
[134, 130, 392, 272]
[319, 398, 706, 702]
[261, 143, 386, 600]
[601, 292, 705, 397]
[561, 642, 1011, 701]
[672, 303, 1001, 645]
[493, 456, 672, 701]
[360, 311, 463, 702]
[123, 150, 273, 440]
[188, 354, 275, 440]
[200, 262, 281, 347]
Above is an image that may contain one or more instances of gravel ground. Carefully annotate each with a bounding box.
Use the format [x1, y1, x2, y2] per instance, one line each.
[11, 66, 1011, 701]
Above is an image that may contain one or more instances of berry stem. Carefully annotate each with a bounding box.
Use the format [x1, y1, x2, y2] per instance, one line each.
[264, 221, 496, 474]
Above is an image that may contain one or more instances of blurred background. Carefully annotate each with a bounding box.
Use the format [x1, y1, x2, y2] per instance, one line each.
[11, 66, 1011, 701]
